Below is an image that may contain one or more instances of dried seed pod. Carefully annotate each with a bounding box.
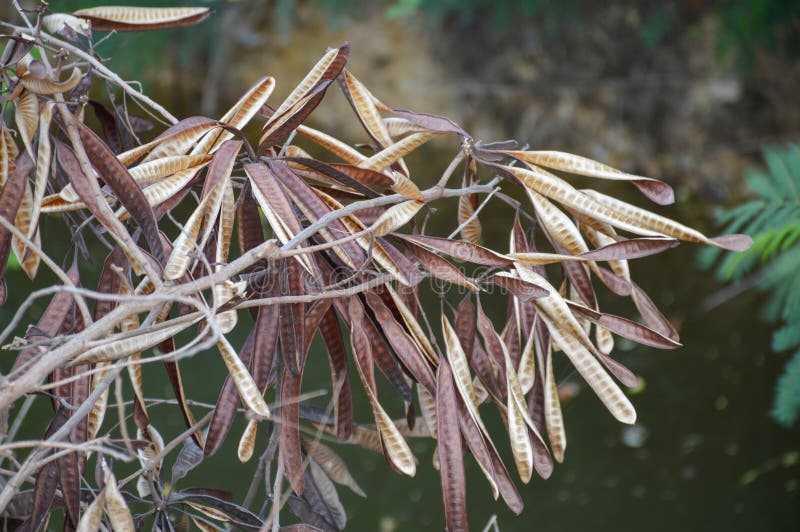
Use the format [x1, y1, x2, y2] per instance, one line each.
[102, 460, 135, 532]
[73, 6, 211, 31]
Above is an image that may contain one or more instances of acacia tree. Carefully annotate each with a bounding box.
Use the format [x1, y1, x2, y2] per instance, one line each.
[0, 5, 751, 531]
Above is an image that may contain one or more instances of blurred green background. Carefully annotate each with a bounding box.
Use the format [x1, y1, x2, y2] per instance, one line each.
[2, 0, 799, 530]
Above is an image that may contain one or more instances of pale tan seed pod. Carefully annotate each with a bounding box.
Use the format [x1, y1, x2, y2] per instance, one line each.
[272, 47, 339, 119]
[11, 181, 39, 279]
[86, 362, 112, 440]
[582, 189, 751, 250]
[135, 424, 164, 497]
[75, 488, 105, 532]
[373, 400, 417, 476]
[507, 150, 673, 204]
[217, 335, 270, 418]
[213, 183, 237, 333]
[39, 199, 88, 213]
[441, 314, 485, 432]
[114, 269, 148, 421]
[192, 76, 275, 155]
[117, 167, 201, 221]
[127, 154, 211, 184]
[517, 322, 537, 395]
[297, 124, 366, 165]
[341, 69, 410, 176]
[0, 125, 13, 187]
[369, 200, 423, 237]
[389, 173, 425, 202]
[117, 121, 219, 166]
[417, 385, 438, 440]
[237, 419, 258, 463]
[343, 425, 383, 453]
[596, 325, 615, 355]
[506, 387, 533, 483]
[544, 350, 567, 463]
[102, 460, 135, 532]
[163, 192, 214, 280]
[501, 339, 547, 448]
[283, 144, 314, 160]
[517, 268, 636, 424]
[72, 6, 211, 30]
[384, 285, 438, 363]
[13, 90, 38, 160]
[186, 501, 230, 523]
[350, 321, 416, 477]
[43, 13, 90, 38]
[70, 318, 197, 366]
[342, 70, 394, 148]
[507, 164, 663, 238]
[457, 192, 482, 244]
[527, 188, 591, 256]
[142, 122, 222, 163]
[360, 132, 434, 173]
[383, 117, 428, 138]
[20, 67, 82, 95]
[472, 376, 489, 405]
[28, 100, 54, 233]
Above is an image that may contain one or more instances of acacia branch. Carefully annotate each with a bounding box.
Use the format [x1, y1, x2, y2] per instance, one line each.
[0, 176, 497, 412]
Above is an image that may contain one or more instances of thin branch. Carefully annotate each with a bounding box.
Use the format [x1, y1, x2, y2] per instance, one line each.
[447, 185, 500, 239]
[0, 438, 129, 462]
[0, 22, 179, 125]
[0, 214, 92, 325]
[117, 410, 214, 489]
[235, 273, 395, 310]
[435, 152, 464, 189]
[283, 178, 500, 251]
[10, 0, 35, 32]
[0, 365, 123, 513]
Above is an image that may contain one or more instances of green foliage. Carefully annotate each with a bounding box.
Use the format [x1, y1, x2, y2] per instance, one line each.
[384, 0, 800, 66]
[701, 145, 800, 427]
[5, 253, 20, 272]
[637, 7, 673, 51]
[716, 0, 800, 71]
[386, 0, 583, 28]
[773, 351, 800, 426]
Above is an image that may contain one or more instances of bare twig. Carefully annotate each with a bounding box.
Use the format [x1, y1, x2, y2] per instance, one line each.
[0, 366, 123, 513]
[0, 22, 179, 124]
[283, 178, 500, 250]
[447, 185, 500, 239]
[0, 214, 92, 324]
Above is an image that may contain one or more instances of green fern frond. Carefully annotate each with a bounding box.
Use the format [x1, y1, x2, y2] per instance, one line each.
[719, 220, 800, 279]
[772, 350, 800, 428]
[773, 323, 800, 353]
[704, 144, 800, 427]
